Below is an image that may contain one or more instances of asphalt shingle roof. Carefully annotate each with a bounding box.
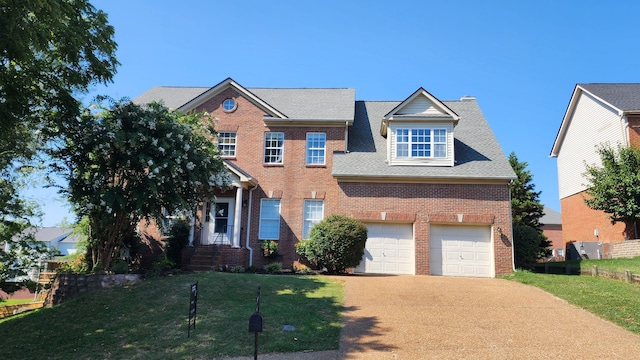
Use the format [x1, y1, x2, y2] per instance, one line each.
[332, 99, 515, 181]
[133, 84, 514, 181]
[580, 83, 640, 112]
[134, 86, 356, 121]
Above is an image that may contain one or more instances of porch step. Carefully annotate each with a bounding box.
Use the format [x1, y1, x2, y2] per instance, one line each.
[185, 246, 222, 271]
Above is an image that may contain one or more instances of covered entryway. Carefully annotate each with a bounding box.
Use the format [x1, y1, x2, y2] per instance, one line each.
[355, 223, 414, 275]
[429, 225, 493, 277]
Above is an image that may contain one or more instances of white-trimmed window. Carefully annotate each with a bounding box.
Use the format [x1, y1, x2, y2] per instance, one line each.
[303, 200, 324, 239]
[264, 132, 284, 164]
[557, 248, 564, 257]
[396, 128, 447, 158]
[218, 132, 237, 157]
[306, 132, 326, 165]
[259, 199, 281, 239]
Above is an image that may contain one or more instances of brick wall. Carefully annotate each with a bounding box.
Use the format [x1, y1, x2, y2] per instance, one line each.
[561, 191, 627, 244]
[336, 182, 514, 276]
[542, 224, 564, 259]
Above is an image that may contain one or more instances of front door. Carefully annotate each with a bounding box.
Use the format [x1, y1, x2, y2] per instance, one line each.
[202, 199, 234, 245]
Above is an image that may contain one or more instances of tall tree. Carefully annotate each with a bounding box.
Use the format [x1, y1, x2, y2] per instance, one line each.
[509, 152, 544, 228]
[0, 0, 118, 289]
[509, 152, 550, 268]
[53, 99, 228, 272]
[583, 144, 640, 239]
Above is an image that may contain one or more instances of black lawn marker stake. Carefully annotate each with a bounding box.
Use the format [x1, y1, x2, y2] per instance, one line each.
[248, 285, 263, 360]
[188, 281, 198, 338]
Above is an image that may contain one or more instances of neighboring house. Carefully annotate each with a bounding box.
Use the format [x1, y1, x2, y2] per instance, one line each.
[2, 227, 82, 283]
[135, 78, 516, 277]
[3, 227, 81, 258]
[551, 84, 640, 245]
[540, 206, 563, 260]
[26, 227, 82, 257]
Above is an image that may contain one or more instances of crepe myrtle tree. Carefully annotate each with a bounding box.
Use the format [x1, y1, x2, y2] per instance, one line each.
[53, 98, 228, 272]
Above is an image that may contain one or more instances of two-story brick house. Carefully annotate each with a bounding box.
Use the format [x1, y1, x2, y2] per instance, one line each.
[135, 78, 515, 277]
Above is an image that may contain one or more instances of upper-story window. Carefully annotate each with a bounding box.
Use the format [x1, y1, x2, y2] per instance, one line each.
[306, 132, 326, 165]
[218, 132, 237, 157]
[222, 98, 237, 112]
[396, 128, 447, 158]
[264, 132, 284, 164]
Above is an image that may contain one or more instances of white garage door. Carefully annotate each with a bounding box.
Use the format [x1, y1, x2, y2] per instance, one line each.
[430, 225, 493, 278]
[355, 223, 414, 275]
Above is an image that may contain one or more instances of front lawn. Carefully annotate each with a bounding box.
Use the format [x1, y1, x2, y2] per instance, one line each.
[0, 272, 344, 359]
[505, 270, 640, 334]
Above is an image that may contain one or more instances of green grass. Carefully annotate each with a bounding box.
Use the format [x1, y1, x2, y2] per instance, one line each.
[538, 256, 640, 274]
[0, 272, 344, 359]
[0, 298, 37, 306]
[505, 270, 640, 334]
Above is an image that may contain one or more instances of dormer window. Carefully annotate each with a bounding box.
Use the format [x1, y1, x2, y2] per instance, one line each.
[396, 128, 447, 158]
[381, 88, 459, 167]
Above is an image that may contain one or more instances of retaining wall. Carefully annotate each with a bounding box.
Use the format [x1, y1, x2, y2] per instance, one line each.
[45, 273, 141, 307]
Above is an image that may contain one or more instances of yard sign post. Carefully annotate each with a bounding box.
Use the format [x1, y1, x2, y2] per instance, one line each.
[188, 281, 198, 338]
[248, 285, 263, 360]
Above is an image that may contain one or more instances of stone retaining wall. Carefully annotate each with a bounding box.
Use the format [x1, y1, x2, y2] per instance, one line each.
[45, 273, 141, 307]
[612, 239, 640, 258]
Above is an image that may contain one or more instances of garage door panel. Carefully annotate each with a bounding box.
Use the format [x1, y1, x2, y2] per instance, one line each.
[430, 225, 493, 278]
[356, 223, 414, 275]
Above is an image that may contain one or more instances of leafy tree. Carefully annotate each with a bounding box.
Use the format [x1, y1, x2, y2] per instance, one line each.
[53, 99, 227, 272]
[583, 144, 640, 239]
[296, 214, 367, 274]
[509, 152, 550, 267]
[0, 0, 118, 288]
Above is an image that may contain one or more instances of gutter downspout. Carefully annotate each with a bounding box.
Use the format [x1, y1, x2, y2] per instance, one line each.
[245, 183, 258, 266]
[509, 179, 516, 272]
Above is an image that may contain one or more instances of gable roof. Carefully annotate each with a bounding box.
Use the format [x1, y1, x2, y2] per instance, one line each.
[551, 83, 640, 157]
[580, 83, 640, 112]
[540, 206, 562, 226]
[333, 98, 515, 182]
[133, 78, 355, 123]
[380, 87, 460, 136]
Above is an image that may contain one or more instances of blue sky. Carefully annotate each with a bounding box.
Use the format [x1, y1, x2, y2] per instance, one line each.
[31, 0, 640, 226]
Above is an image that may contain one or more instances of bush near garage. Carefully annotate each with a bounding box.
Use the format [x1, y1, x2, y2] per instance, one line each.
[297, 215, 367, 274]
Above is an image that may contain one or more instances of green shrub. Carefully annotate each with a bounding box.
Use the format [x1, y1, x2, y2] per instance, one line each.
[111, 259, 129, 274]
[298, 214, 367, 274]
[229, 265, 245, 273]
[514, 225, 548, 270]
[57, 252, 91, 274]
[264, 262, 282, 274]
[165, 219, 190, 268]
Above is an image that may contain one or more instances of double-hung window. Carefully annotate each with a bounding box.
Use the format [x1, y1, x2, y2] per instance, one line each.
[396, 128, 446, 158]
[218, 132, 237, 157]
[303, 200, 324, 239]
[259, 199, 281, 239]
[306, 132, 326, 165]
[264, 132, 284, 164]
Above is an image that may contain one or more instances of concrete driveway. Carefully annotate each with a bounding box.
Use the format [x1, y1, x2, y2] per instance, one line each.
[339, 275, 640, 359]
[223, 275, 640, 360]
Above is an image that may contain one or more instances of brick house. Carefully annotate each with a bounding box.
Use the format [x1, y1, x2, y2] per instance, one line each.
[540, 206, 563, 260]
[551, 84, 640, 247]
[135, 78, 515, 277]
